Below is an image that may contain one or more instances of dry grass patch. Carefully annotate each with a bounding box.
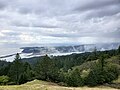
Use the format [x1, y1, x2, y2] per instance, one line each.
[0, 80, 119, 90]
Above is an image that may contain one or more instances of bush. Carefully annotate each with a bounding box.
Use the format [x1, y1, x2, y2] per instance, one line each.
[85, 65, 102, 86]
[81, 69, 90, 84]
[85, 63, 119, 86]
[103, 63, 119, 83]
[65, 69, 84, 87]
[0, 75, 10, 85]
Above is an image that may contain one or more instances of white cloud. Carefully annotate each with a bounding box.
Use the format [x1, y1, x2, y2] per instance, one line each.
[0, 0, 120, 48]
[0, 32, 4, 37]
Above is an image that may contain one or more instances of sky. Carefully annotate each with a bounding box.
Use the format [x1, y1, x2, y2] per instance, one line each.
[0, 0, 120, 48]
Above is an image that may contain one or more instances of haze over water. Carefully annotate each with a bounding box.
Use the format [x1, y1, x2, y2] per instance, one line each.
[0, 47, 21, 56]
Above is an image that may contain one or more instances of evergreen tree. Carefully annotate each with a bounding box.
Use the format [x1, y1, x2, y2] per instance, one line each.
[58, 69, 66, 82]
[99, 55, 105, 71]
[85, 64, 103, 86]
[66, 68, 83, 87]
[93, 47, 97, 60]
[19, 62, 34, 84]
[85, 60, 119, 86]
[35, 55, 58, 81]
[118, 45, 120, 54]
[8, 53, 24, 84]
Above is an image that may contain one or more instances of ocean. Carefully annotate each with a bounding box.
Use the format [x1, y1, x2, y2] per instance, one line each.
[0, 47, 21, 56]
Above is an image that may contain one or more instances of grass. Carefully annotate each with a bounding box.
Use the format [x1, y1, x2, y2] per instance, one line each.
[113, 76, 120, 83]
[0, 80, 118, 90]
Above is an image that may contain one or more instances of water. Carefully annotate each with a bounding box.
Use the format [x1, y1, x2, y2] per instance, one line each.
[0, 47, 21, 56]
[0, 47, 23, 62]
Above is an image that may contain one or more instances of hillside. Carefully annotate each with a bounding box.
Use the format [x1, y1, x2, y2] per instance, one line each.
[0, 80, 118, 90]
[0, 47, 120, 89]
[73, 55, 120, 71]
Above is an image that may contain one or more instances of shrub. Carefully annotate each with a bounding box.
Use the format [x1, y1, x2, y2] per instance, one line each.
[0, 75, 10, 85]
[85, 63, 119, 86]
[66, 68, 84, 87]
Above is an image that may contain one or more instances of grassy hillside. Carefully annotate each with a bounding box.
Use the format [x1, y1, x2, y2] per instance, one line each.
[73, 55, 120, 71]
[0, 80, 119, 90]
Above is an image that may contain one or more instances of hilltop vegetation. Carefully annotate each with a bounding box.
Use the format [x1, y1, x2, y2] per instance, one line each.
[0, 46, 120, 88]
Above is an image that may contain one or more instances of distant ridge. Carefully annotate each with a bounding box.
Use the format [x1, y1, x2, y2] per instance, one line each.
[0, 43, 120, 62]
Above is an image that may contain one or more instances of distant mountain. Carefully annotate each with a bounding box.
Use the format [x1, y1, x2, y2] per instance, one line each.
[21, 45, 85, 54]
[21, 43, 120, 55]
[0, 43, 120, 62]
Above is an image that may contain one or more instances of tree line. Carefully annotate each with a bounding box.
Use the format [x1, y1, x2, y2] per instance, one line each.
[0, 46, 120, 86]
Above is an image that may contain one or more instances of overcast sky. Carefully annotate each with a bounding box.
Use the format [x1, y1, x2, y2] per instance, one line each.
[0, 0, 120, 47]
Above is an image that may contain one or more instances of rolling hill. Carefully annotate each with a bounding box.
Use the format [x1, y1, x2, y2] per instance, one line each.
[0, 79, 118, 90]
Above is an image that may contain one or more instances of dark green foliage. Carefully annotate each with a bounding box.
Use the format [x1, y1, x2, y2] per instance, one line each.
[0, 64, 11, 76]
[19, 62, 34, 84]
[119, 55, 120, 65]
[99, 55, 105, 71]
[85, 62, 119, 86]
[104, 63, 119, 82]
[87, 55, 95, 61]
[0, 61, 10, 76]
[8, 54, 24, 84]
[93, 47, 97, 60]
[35, 55, 58, 81]
[0, 60, 10, 69]
[85, 64, 104, 86]
[66, 68, 84, 87]
[23, 62, 34, 80]
[8, 53, 33, 84]
[118, 46, 120, 54]
[20, 57, 42, 65]
[57, 69, 66, 82]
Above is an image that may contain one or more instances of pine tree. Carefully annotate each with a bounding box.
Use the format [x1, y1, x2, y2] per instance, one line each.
[35, 55, 58, 81]
[8, 53, 24, 84]
[99, 55, 105, 71]
[23, 62, 33, 81]
[118, 45, 120, 54]
[93, 47, 97, 60]
[66, 68, 83, 87]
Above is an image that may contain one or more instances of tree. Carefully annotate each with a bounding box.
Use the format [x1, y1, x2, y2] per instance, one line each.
[118, 55, 120, 65]
[99, 55, 105, 71]
[35, 55, 58, 81]
[118, 45, 120, 54]
[85, 62, 119, 86]
[66, 68, 84, 87]
[8, 53, 24, 84]
[58, 69, 66, 82]
[0, 61, 10, 76]
[23, 62, 33, 80]
[93, 47, 97, 60]
[87, 47, 97, 61]
[85, 63, 103, 86]
[0, 65, 10, 76]
[103, 63, 119, 83]
[19, 62, 34, 84]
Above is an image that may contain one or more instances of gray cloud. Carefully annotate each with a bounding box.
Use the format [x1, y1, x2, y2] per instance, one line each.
[0, 0, 7, 9]
[74, 0, 120, 12]
[0, 0, 120, 48]
[11, 20, 59, 29]
[85, 4, 120, 19]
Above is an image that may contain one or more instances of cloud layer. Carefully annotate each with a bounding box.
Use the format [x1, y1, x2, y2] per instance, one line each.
[0, 0, 120, 47]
